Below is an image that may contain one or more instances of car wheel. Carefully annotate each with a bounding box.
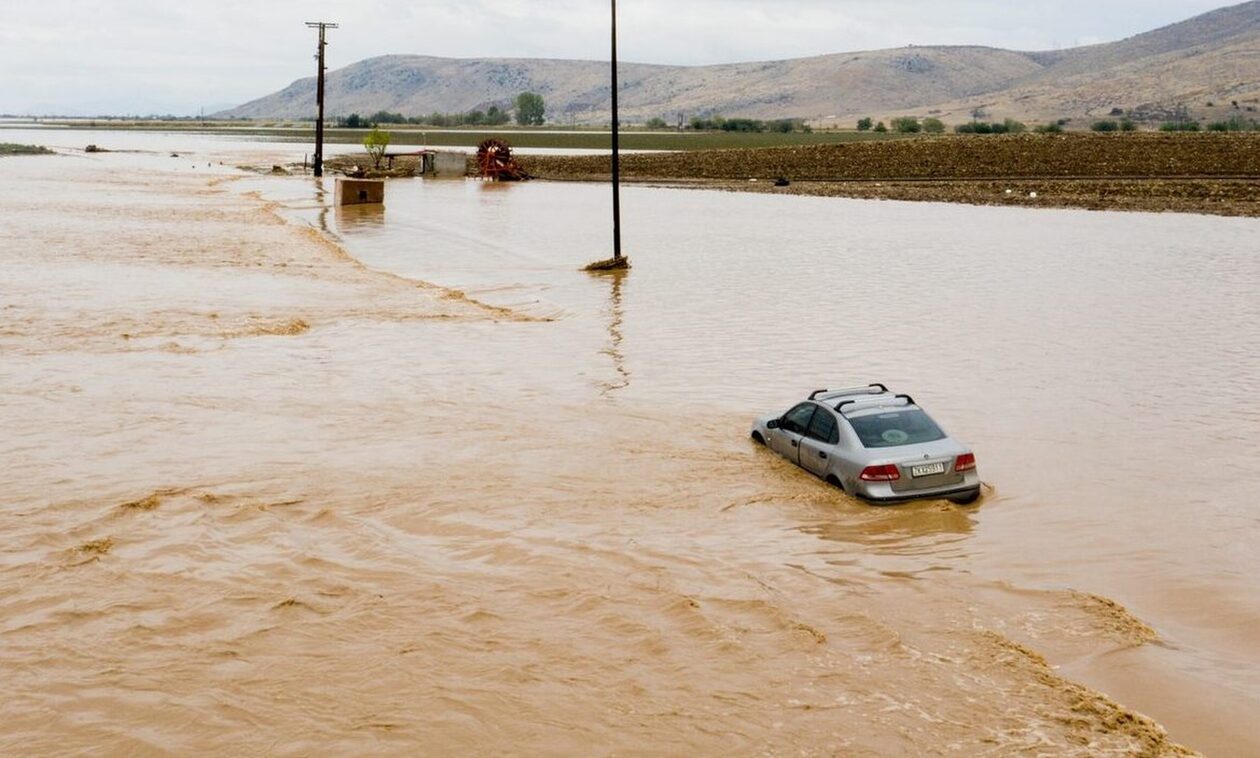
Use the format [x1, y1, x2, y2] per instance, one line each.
[751, 431, 766, 446]
[949, 490, 981, 505]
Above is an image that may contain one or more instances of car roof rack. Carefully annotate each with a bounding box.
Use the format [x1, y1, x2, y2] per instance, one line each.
[810, 383, 888, 401]
[836, 393, 917, 414]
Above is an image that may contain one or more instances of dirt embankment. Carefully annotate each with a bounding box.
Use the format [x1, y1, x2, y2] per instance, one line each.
[521, 134, 1260, 216]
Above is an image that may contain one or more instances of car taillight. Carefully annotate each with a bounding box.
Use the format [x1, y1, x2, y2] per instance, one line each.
[860, 464, 901, 482]
[955, 453, 977, 472]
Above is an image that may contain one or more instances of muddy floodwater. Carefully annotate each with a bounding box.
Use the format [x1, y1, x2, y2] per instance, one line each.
[3, 132, 1260, 755]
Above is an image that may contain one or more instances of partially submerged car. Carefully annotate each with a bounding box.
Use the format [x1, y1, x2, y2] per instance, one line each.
[751, 384, 981, 505]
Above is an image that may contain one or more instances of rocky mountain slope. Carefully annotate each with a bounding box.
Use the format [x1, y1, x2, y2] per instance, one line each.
[220, 1, 1260, 124]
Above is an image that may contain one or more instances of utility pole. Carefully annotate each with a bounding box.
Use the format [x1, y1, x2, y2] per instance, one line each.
[306, 21, 338, 177]
[610, 0, 622, 263]
[582, 0, 629, 272]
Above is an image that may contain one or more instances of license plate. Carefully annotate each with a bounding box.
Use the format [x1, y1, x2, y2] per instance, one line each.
[911, 463, 946, 478]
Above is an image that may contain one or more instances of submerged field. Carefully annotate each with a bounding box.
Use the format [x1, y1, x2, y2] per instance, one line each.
[3, 137, 1260, 754]
[31, 121, 907, 151]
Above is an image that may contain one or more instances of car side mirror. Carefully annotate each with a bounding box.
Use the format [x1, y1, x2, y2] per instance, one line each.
[767, 419, 780, 430]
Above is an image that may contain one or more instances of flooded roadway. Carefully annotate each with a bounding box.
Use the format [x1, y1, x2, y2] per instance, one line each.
[2, 135, 1259, 754]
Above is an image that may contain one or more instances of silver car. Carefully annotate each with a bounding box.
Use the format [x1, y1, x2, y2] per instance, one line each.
[751, 384, 981, 505]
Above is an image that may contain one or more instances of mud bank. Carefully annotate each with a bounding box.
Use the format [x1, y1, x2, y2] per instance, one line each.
[3, 154, 1248, 755]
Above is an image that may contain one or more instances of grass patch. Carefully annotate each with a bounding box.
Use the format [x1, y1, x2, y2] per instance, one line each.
[0, 143, 52, 156]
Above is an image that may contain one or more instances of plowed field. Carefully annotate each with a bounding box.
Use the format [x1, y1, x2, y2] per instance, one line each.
[522, 133, 1260, 216]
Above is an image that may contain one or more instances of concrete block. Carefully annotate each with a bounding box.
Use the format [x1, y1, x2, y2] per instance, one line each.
[433, 152, 470, 177]
[336, 178, 385, 206]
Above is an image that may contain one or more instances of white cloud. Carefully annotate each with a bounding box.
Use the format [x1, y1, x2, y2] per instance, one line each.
[0, 0, 1233, 114]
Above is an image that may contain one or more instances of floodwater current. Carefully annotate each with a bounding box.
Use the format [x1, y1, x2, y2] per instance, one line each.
[2, 129, 1259, 755]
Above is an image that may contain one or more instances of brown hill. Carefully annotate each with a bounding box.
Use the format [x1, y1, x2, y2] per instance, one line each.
[219, 2, 1260, 125]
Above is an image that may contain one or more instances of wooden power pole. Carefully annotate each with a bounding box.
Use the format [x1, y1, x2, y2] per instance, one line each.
[610, 0, 622, 263]
[585, 0, 630, 271]
[306, 21, 338, 177]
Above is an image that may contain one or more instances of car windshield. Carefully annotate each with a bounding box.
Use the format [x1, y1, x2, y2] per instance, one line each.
[848, 409, 947, 448]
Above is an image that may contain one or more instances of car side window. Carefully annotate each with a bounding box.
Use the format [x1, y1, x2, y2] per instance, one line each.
[782, 403, 816, 435]
[806, 409, 838, 444]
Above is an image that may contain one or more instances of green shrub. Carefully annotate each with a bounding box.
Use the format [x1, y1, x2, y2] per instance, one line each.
[922, 117, 945, 134]
[856, 117, 873, 131]
[1034, 122, 1064, 134]
[645, 117, 668, 129]
[1206, 116, 1254, 132]
[1160, 121, 1201, 132]
[722, 118, 762, 132]
[956, 120, 1021, 134]
[363, 127, 391, 169]
[1091, 120, 1120, 132]
[369, 110, 408, 125]
[873, 121, 888, 133]
[1120, 119, 1137, 132]
[891, 116, 922, 133]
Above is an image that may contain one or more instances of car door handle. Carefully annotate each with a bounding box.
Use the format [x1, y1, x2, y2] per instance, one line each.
[791, 440, 798, 448]
[818, 451, 828, 459]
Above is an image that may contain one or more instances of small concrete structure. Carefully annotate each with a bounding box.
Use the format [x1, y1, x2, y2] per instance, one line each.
[432, 151, 469, 177]
[379, 150, 467, 177]
[336, 178, 385, 206]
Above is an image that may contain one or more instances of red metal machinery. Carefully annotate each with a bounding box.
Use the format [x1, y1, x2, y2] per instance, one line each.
[476, 138, 530, 181]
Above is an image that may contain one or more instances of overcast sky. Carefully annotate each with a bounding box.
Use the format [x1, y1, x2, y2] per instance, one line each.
[0, 0, 1235, 115]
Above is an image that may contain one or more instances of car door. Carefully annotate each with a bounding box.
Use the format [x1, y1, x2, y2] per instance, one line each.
[771, 403, 816, 465]
[800, 407, 839, 476]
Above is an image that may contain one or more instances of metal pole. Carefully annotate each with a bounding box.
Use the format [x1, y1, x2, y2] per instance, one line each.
[611, 0, 622, 261]
[306, 22, 338, 178]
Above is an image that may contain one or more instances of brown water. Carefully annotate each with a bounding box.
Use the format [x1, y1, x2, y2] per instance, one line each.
[3, 139, 1259, 755]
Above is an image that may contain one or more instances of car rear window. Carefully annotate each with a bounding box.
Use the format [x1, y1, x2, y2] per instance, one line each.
[848, 409, 946, 448]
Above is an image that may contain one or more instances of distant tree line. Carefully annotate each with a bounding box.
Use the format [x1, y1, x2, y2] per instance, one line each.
[853, 110, 1260, 135]
[1090, 119, 1138, 132]
[957, 118, 1028, 134]
[687, 116, 812, 133]
[339, 107, 512, 128]
[336, 92, 547, 129]
[857, 116, 945, 134]
[1204, 114, 1260, 132]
